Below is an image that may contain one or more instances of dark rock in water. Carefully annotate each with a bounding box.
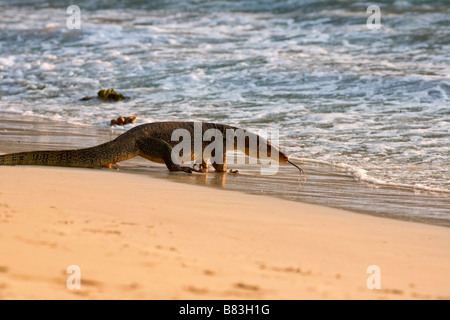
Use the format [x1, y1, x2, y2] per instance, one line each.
[110, 116, 136, 126]
[97, 88, 127, 101]
[80, 96, 95, 101]
[80, 88, 127, 102]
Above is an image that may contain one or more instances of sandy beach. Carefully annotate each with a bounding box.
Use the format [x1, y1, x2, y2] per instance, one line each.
[0, 165, 449, 300]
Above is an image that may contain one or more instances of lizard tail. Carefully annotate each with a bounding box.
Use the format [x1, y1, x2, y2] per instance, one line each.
[0, 150, 91, 167]
[0, 137, 139, 168]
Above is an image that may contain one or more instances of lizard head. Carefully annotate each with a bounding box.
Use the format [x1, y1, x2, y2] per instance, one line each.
[265, 141, 304, 176]
[263, 140, 289, 163]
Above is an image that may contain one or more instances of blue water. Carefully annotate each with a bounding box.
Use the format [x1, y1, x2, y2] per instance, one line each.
[0, 1, 449, 222]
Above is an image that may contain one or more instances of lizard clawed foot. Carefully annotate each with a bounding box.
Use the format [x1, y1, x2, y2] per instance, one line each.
[179, 166, 193, 173]
[105, 163, 119, 170]
[190, 165, 205, 173]
[179, 165, 204, 174]
[192, 163, 207, 173]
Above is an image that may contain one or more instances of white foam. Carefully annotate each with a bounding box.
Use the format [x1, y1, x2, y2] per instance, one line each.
[0, 56, 15, 67]
[293, 157, 450, 194]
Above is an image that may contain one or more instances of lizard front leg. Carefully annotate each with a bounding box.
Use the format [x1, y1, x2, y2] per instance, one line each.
[212, 152, 227, 173]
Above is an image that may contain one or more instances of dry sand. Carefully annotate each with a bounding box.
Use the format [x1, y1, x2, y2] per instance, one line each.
[0, 166, 449, 300]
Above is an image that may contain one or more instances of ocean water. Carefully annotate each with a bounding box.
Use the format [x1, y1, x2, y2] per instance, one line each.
[0, 1, 449, 223]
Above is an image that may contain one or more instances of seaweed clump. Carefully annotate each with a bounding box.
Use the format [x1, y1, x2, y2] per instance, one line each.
[97, 88, 126, 101]
[110, 116, 136, 126]
[80, 88, 127, 102]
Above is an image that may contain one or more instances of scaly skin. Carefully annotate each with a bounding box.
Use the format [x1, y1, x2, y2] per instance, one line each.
[0, 121, 290, 173]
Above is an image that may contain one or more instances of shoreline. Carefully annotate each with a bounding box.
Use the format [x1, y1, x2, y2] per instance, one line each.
[0, 112, 449, 227]
[1, 165, 449, 299]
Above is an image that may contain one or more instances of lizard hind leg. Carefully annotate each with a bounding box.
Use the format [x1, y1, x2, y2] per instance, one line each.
[136, 137, 201, 173]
